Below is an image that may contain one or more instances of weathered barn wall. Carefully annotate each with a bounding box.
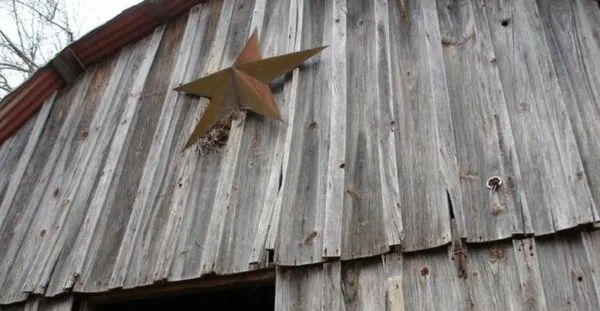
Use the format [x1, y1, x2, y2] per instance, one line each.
[0, 0, 599, 308]
[277, 230, 600, 310]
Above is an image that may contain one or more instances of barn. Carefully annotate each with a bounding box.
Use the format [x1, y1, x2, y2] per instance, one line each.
[1, 0, 599, 309]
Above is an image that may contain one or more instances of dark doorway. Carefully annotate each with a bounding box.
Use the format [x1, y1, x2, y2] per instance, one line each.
[94, 284, 275, 310]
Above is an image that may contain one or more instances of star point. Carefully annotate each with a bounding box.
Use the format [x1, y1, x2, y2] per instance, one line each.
[175, 31, 326, 150]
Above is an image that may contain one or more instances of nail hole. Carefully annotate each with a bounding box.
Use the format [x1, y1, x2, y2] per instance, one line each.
[500, 18, 510, 27]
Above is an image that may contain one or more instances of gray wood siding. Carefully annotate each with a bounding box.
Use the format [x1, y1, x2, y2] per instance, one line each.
[0, 0, 599, 306]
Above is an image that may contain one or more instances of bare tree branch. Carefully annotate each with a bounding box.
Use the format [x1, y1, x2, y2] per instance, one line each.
[0, 29, 37, 71]
[0, 0, 76, 98]
[13, 0, 74, 42]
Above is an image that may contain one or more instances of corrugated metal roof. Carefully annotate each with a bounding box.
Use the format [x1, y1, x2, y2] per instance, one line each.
[0, 0, 599, 307]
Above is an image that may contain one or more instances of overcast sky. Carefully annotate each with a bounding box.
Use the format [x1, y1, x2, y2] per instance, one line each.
[68, 0, 143, 37]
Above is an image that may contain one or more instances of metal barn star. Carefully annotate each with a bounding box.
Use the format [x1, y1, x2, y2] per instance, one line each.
[175, 31, 327, 150]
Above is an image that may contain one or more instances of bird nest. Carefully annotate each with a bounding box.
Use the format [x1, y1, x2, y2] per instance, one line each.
[197, 108, 245, 154]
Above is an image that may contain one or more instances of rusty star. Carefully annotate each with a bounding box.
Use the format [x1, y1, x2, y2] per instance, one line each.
[175, 31, 327, 150]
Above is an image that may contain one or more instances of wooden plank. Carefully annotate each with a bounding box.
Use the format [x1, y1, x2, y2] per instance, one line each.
[248, 0, 295, 266]
[0, 93, 55, 229]
[465, 240, 537, 310]
[512, 238, 548, 310]
[64, 18, 184, 295]
[536, 233, 600, 309]
[485, 0, 595, 233]
[321, 0, 348, 260]
[435, 0, 524, 242]
[0, 68, 98, 304]
[153, 0, 239, 281]
[388, 0, 454, 251]
[195, 0, 266, 277]
[398, 247, 470, 310]
[275, 264, 326, 310]
[0, 117, 35, 202]
[374, 0, 404, 250]
[21, 34, 151, 295]
[537, 0, 600, 221]
[52, 26, 165, 294]
[339, 0, 390, 260]
[105, 2, 214, 290]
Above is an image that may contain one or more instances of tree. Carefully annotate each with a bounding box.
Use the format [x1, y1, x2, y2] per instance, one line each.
[0, 0, 75, 98]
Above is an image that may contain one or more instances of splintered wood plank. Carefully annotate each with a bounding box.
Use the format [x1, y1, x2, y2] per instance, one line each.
[388, 0, 454, 251]
[0, 93, 55, 229]
[21, 33, 153, 295]
[154, 0, 249, 281]
[536, 233, 600, 309]
[436, 0, 524, 242]
[47, 27, 165, 296]
[196, 0, 267, 277]
[65, 18, 185, 293]
[0, 67, 99, 304]
[104, 2, 217, 290]
[248, 0, 295, 266]
[151, 0, 236, 281]
[537, 0, 600, 221]
[208, 0, 299, 275]
[275, 0, 330, 266]
[0, 116, 35, 202]
[264, 0, 304, 258]
[485, 0, 595, 233]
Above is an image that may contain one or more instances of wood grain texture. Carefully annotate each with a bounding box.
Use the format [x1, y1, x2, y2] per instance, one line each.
[0, 0, 599, 305]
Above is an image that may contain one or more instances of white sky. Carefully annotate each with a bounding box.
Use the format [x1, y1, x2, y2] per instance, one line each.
[67, 0, 144, 38]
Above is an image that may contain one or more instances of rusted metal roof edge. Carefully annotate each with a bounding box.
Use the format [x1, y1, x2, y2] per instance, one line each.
[0, 0, 204, 145]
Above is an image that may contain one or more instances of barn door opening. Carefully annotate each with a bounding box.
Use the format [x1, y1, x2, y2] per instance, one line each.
[93, 284, 275, 310]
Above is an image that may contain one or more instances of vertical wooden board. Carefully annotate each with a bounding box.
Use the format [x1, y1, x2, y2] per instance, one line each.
[339, 0, 389, 260]
[0, 111, 50, 245]
[211, 0, 292, 275]
[435, 0, 524, 242]
[0, 117, 35, 200]
[22, 34, 153, 295]
[248, 0, 295, 267]
[341, 257, 388, 310]
[275, 0, 333, 266]
[388, 0, 453, 251]
[399, 246, 470, 310]
[536, 234, 600, 309]
[537, 0, 600, 220]
[105, 1, 222, 290]
[466, 241, 532, 310]
[512, 238, 548, 310]
[0, 94, 54, 230]
[152, 0, 237, 281]
[485, 0, 595, 233]
[0, 62, 107, 304]
[275, 265, 326, 310]
[159, 0, 249, 280]
[196, 0, 263, 276]
[321, 0, 348, 260]
[45, 27, 166, 297]
[582, 230, 600, 297]
[70, 17, 186, 291]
